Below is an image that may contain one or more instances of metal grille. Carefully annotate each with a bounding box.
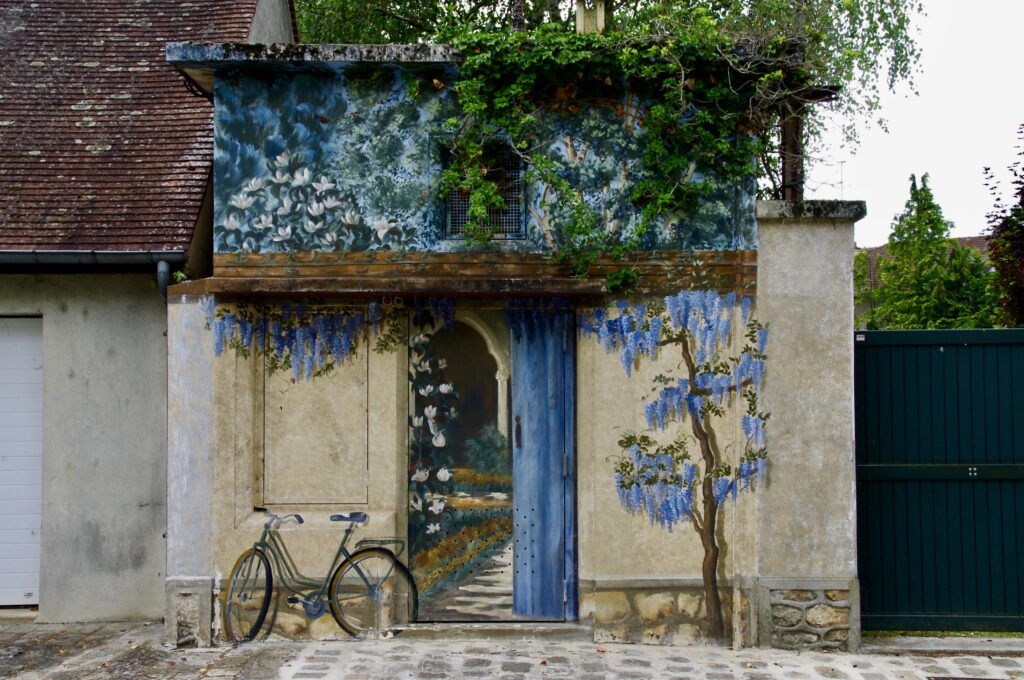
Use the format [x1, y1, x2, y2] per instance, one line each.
[446, 147, 525, 239]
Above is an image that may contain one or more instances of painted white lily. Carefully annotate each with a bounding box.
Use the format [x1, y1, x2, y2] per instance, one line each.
[243, 177, 265, 193]
[418, 385, 434, 397]
[274, 151, 291, 168]
[312, 176, 335, 193]
[411, 416, 423, 428]
[342, 209, 361, 225]
[321, 232, 337, 247]
[291, 168, 311, 187]
[438, 383, 453, 394]
[253, 214, 274, 230]
[437, 359, 448, 369]
[270, 170, 291, 185]
[371, 217, 395, 241]
[307, 201, 325, 218]
[436, 467, 451, 482]
[271, 225, 292, 242]
[448, 407, 458, 419]
[222, 214, 242, 231]
[228, 194, 255, 210]
[426, 523, 440, 534]
[411, 467, 429, 483]
[423, 405, 437, 420]
[303, 220, 322, 234]
[409, 493, 422, 511]
[432, 432, 447, 448]
[428, 498, 445, 514]
[323, 196, 343, 210]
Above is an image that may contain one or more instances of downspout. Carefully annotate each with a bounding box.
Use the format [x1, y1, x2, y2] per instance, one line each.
[156, 260, 172, 303]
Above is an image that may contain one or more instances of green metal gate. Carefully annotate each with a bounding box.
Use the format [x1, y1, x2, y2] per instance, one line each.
[855, 329, 1024, 631]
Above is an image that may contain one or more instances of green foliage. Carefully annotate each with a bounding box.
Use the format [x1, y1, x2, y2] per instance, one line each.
[461, 425, 511, 474]
[984, 124, 1024, 327]
[856, 175, 998, 330]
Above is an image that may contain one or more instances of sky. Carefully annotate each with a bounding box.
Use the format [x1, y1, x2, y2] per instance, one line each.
[805, 0, 1024, 247]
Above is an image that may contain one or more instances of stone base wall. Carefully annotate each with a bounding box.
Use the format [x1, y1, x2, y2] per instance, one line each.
[580, 585, 750, 646]
[758, 580, 860, 651]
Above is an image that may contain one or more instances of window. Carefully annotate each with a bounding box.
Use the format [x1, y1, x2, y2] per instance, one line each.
[446, 145, 525, 239]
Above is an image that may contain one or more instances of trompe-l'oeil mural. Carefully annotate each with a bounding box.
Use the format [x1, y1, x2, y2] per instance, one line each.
[208, 288, 766, 638]
[213, 68, 755, 255]
[579, 290, 768, 640]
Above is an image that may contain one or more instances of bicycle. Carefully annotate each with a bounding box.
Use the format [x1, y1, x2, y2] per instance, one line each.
[222, 508, 418, 643]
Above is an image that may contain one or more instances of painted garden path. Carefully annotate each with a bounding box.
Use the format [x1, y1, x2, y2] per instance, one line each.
[419, 540, 514, 621]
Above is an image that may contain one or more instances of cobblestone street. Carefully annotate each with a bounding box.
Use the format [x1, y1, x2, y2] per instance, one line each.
[2, 620, 1023, 679]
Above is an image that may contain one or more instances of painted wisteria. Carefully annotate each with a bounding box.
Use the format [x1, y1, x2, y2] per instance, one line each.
[579, 288, 769, 641]
[207, 300, 397, 381]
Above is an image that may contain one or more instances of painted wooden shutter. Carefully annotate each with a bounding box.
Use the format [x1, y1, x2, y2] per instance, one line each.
[511, 311, 573, 619]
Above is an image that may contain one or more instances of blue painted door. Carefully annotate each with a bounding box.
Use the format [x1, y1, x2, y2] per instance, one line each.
[511, 311, 576, 620]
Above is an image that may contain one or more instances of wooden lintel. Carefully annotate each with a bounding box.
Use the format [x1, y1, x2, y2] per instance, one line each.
[168, 276, 607, 299]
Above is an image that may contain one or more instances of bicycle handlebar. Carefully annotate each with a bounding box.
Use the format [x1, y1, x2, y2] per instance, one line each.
[259, 509, 304, 528]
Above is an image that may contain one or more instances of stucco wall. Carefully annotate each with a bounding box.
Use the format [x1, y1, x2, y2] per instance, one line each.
[0, 274, 167, 621]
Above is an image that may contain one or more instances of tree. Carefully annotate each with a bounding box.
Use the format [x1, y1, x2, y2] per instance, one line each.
[984, 124, 1024, 327]
[581, 291, 768, 640]
[855, 174, 997, 330]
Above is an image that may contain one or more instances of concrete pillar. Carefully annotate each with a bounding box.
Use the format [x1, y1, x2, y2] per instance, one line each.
[753, 200, 866, 651]
[164, 293, 216, 647]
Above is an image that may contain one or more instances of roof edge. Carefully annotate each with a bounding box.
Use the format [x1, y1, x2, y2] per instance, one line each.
[0, 250, 188, 265]
[166, 42, 459, 67]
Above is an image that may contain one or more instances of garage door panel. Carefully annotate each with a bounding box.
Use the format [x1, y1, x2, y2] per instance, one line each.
[0, 317, 42, 606]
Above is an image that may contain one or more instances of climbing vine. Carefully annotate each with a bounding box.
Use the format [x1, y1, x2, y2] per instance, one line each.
[436, 16, 809, 277]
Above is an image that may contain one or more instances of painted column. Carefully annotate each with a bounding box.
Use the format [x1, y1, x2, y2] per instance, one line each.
[754, 200, 866, 651]
[164, 292, 216, 647]
[495, 368, 509, 437]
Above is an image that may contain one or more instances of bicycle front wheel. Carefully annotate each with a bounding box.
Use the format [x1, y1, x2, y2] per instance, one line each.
[328, 547, 418, 639]
[223, 547, 273, 643]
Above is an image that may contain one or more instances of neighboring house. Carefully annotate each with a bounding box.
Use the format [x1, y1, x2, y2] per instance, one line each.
[0, 0, 294, 622]
[163, 43, 866, 650]
[855, 235, 991, 325]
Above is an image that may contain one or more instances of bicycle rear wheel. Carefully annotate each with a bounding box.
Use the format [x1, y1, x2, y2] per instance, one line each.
[328, 547, 418, 639]
[223, 547, 273, 643]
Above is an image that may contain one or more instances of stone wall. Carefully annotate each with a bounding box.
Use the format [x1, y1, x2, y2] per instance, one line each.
[758, 580, 860, 652]
[580, 586, 751, 647]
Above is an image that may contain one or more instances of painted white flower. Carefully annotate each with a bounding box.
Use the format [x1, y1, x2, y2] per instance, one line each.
[222, 214, 242, 231]
[428, 498, 445, 514]
[253, 214, 274, 230]
[437, 359, 448, 369]
[438, 383, 453, 394]
[291, 168, 311, 187]
[423, 405, 437, 420]
[307, 201, 325, 218]
[418, 385, 434, 397]
[303, 220, 322, 234]
[312, 176, 335, 193]
[276, 196, 294, 215]
[274, 151, 291, 167]
[409, 333, 429, 347]
[410, 493, 422, 511]
[342, 209, 361, 225]
[411, 416, 423, 428]
[371, 217, 396, 241]
[448, 407, 458, 419]
[411, 467, 429, 483]
[436, 467, 451, 483]
[243, 177, 265, 193]
[432, 432, 447, 448]
[321, 231, 338, 247]
[271, 225, 292, 242]
[426, 523, 440, 534]
[428, 419, 439, 435]
[323, 196, 343, 210]
[270, 170, 291, 185]
[412, 360, 431, 374]
[228, 194, 255, 210]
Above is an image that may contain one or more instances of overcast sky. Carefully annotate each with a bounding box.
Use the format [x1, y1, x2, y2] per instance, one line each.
[805, 0, 1024, 247]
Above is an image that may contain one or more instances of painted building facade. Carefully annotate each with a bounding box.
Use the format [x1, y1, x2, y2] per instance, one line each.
[165, 43, 865, 650]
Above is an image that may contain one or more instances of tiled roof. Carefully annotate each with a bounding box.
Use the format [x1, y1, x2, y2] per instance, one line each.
[859, 235, 991, 289]
[0, 0, 264, 252]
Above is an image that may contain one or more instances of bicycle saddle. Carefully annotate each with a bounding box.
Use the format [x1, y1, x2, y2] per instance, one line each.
[330, 512, 367, 523]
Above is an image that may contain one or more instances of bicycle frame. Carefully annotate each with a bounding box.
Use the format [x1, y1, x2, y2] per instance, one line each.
[253, 520, 363, 602]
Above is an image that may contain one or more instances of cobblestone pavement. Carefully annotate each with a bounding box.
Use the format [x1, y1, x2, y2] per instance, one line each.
[2, 620, 1023, 679]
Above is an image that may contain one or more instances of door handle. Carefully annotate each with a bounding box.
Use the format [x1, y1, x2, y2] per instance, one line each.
[514, 415, 521, 448]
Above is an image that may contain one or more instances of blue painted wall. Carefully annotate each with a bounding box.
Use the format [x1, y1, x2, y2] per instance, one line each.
[213, 65, 756, 255]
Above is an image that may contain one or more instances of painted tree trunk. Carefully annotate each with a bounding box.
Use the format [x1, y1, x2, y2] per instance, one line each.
[699, 495, 725, 640]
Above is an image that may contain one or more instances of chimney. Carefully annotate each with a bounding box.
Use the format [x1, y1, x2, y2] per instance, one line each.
[575, 0, 606, 34]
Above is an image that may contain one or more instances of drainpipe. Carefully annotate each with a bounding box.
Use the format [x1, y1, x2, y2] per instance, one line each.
[156, 260, 172, 303]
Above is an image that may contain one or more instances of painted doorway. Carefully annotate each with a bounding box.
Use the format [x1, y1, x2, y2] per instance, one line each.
[408, 305, 575, 622]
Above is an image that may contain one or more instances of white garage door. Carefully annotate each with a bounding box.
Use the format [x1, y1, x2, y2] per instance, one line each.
[0, 317, 42, 606]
